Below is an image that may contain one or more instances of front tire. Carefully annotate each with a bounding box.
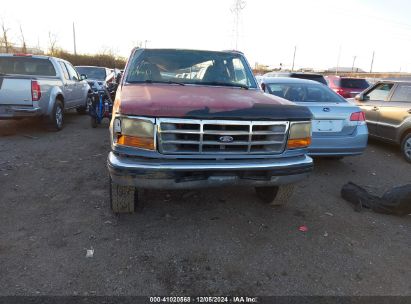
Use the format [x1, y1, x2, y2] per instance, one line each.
[50, 99, 64, 131]
[255, 184, 294, 206]
[401, 133, 411, 163]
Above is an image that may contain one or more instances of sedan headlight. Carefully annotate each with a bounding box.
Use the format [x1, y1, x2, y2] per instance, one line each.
[113, 117, 155, 150]
[287, 122, 312, 149]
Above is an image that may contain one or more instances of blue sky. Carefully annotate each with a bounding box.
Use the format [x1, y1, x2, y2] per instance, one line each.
[2, 0, 411, 72]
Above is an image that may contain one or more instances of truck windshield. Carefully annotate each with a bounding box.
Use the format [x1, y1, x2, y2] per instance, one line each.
[0, 57, 56, 76]
[75, 67, 106, 81]
[266, 82, 346, 103]
[125, 49, 257, 89]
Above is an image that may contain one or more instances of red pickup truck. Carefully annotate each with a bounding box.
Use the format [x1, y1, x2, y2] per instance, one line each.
[107, 48, 313, 213]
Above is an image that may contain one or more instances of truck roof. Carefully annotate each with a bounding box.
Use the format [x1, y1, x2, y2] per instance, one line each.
[0, 53, 52, 59]
[130, 48, 245, 55]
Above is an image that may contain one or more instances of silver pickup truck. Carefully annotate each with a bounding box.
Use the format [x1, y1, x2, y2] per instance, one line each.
[0, 54, 90, 130]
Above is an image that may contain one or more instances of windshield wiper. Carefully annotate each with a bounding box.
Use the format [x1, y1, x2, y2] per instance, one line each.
[127, 80, 185, 86]
[194, 81, 249, 90]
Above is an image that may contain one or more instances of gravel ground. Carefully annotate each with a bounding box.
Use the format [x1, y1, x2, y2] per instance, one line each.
[0, 113, 410, 296]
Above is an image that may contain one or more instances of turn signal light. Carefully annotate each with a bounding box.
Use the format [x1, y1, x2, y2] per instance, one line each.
[117, 135, 155, 150]
[287, 137, 312, 149]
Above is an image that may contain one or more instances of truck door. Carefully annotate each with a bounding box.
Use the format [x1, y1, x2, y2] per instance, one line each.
[65, 62, 83, 105]
[377, 83, 411, 142]
[58, 61, 75, 107]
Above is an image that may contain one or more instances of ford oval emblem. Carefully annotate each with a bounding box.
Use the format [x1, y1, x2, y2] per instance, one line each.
[323, 107, 331, 112]
[219, 135, 234, 143]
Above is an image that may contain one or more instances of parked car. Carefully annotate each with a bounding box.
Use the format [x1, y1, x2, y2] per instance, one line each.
[326, 75, 370, 98]
[261, 77, 368, 158]
[263, 72, 327, 85]
[0, 53, 90, 130]
[75, 66, 115, 89]
[107, 48, 314, 213]
[353, 80, 411, 162]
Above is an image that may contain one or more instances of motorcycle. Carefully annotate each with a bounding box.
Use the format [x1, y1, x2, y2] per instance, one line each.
[88, 80, 117, 128]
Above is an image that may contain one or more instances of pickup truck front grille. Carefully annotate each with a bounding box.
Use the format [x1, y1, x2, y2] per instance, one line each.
[157, 118, 289, 155]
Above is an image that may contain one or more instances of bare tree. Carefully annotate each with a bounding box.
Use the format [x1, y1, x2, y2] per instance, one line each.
[48, 32, 58, 55]
[1, 20, 11, 53]
[19, 24, 27, 53]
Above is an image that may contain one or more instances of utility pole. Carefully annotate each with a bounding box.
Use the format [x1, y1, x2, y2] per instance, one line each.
[370, 51, 375, 73]
[291, 46, 296, 72]
[336, 46, 341, 75]
[231, 0, 246, 50]
[73, 22, 77, 55]
[351, 56, 357, 74]
[144, 40, 150, 48]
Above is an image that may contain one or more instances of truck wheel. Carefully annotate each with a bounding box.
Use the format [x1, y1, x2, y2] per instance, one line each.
[255, 184, 294, 206]
[401, 133, 411, 163]
[51, 99, 64, 131]
[91, 116, 98, 128]
[109, 177, 143, 213]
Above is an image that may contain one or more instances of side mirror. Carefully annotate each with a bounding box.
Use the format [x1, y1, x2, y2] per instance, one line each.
[80, 74, 87, 80]
[115, 73, 122, 84]
[261, 83, 266, 91]
[355, 93, 369, 101]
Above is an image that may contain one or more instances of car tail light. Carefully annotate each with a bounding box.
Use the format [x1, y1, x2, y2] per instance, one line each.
[31, 81, 41, 101]
[350, 111, 366, 121]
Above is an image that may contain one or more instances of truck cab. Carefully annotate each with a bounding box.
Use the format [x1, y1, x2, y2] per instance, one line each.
[107, 48, 314, 213]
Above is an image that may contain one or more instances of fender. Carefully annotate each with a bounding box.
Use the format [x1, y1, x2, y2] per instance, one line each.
[46, 86, 65, 116]
[398, 118, 411, 143]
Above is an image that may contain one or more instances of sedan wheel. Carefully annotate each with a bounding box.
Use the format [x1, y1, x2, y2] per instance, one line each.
[55, 106, 63, 128]
[402, 134, 411, 163]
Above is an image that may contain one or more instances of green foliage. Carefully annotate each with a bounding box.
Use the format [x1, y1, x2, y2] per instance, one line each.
[51, 49, 126, 69]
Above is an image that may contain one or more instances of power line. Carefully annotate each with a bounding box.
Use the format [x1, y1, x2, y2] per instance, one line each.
[72, 22, 77, 55]
[370, 51, 375, 73]
[231, 0, 246, 50]
[291, 46, 296, 72]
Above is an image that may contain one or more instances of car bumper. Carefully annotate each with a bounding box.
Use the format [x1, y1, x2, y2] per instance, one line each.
[107, 152, 313, 189]
[0, 105, 42, 119]
[308, 125, 368, 156]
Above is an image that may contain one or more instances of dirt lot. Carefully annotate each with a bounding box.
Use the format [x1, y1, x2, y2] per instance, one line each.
[0, 113, 410, 296]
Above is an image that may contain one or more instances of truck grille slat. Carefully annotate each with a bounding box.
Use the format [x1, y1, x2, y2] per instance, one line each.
[157, 119, 289, 155]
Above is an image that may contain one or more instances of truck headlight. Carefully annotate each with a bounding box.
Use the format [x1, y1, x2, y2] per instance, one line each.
[287, 122, 311, 149]
[113, 117, 155, 150]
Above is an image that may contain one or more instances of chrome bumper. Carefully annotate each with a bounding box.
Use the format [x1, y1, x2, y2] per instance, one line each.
[107, 152, 313, 189]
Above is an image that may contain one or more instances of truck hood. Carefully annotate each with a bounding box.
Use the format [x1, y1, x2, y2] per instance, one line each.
[116, 84, 312, 121]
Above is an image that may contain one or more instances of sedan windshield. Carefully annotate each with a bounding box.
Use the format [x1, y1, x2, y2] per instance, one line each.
[125, 49, 257, 89]
[341, 78, 369, 89]
[266, 82, 346, 103]
[75, 66, 106, 81]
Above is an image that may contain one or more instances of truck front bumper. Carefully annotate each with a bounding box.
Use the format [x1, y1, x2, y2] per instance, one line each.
[107, 152, 313, 189]
[0, 105, 42, 119]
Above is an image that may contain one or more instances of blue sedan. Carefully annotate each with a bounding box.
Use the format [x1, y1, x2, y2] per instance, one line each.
[261, 77, 368, 158]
